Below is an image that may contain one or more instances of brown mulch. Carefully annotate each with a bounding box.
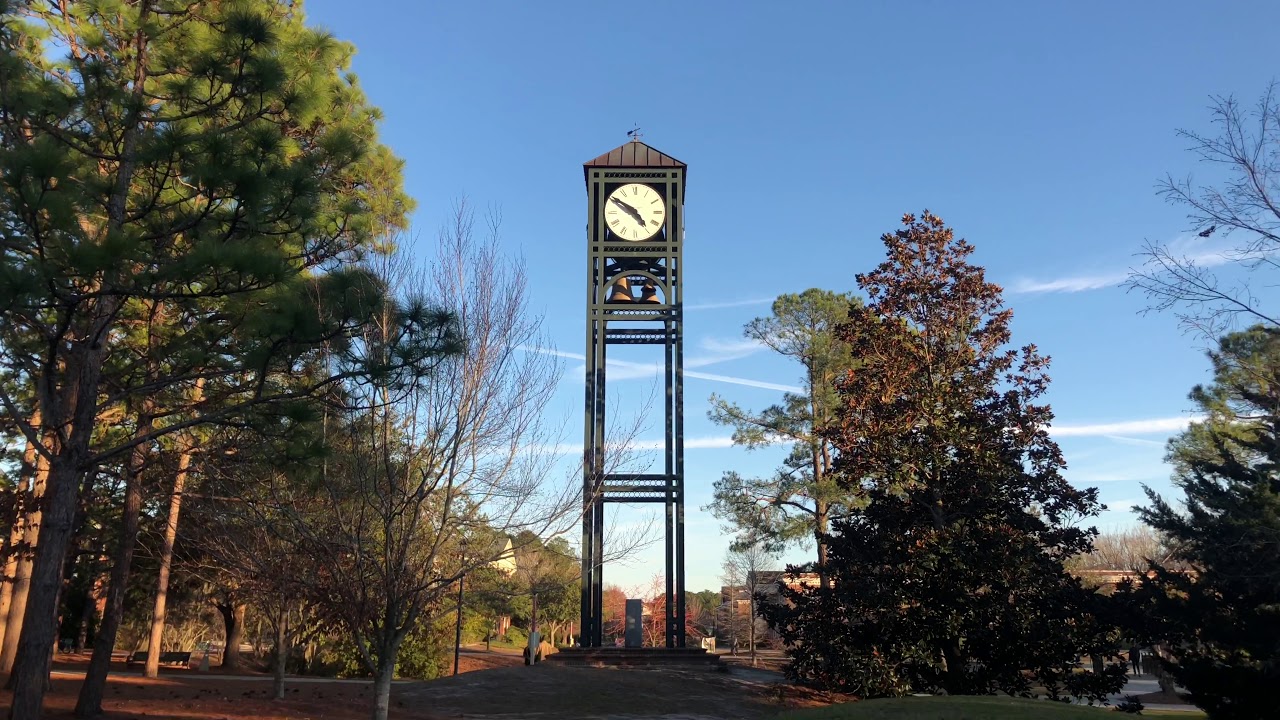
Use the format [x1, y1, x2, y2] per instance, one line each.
[0, 650, 526, 720]
[0, 650, 838, 719]
[4, 674, 426, 720]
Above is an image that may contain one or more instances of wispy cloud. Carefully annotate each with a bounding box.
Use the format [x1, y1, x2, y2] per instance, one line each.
[1068, 470, 1159, 484]
[598, 357, 665, 381]
[536, 435, 735, 456]
[1010, 235, 1241, 295]
[687, 337, 766, 370]
[684, 371, 801, 393]
[1051, 416, 1196, 438]
[694, 337, 763, 358]
[1010, 272, 1127, 294]
[519, 341, 796, 392]
[1166, 235, 1237, 267]
[1103, 435, 1167, 448]
[682, 436, 737, 449]
[524, 347, 586, 361]
[684, 297, 774, 311]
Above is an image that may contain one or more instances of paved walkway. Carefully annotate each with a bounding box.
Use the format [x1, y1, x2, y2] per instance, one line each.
[1107, 675, 1200, 714]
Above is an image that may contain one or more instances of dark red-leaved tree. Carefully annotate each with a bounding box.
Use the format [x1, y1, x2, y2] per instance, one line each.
[761, 212, 1127, 702]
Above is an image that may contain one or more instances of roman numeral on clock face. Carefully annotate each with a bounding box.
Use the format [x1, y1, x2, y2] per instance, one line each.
[605, 183, 665, 240]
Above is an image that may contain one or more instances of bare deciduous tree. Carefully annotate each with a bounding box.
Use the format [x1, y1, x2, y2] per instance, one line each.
[223, 205, 583, 720]
[1073, 526, 1174, 573]
[721, 540, 777, 667]
[1128, 82, 1280, 336]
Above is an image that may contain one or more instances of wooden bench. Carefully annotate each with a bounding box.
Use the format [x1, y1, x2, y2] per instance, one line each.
[128, 651, 191, 667]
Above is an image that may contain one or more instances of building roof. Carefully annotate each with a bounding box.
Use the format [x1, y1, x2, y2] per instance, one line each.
[583, 140, 686, 185]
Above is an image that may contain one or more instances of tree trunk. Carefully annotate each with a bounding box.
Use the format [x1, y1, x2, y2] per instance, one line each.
[814, 500, 830, 590]
[219, 602, 246, 670]
[452, 579, 463, 676]
[9, 450, 89, 719]
[941, 642, 965, 695]
[529, 593, 538, 664]
[144, 401, 200, 680]
[0, 422, 40, 653]
[371, 652, 397, 720]
[0, 519, 24, 659]
[748, 595, 756, 668]
[272, 609, 288, 700]
[10, 20, 151, 709]
[75, 413, 152, 718]
[0, 440, 46, 675]
[1154, 644, 1176, 694]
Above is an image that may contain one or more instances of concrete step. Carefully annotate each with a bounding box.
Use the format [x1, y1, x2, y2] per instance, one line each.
[546, 647, 722, 667]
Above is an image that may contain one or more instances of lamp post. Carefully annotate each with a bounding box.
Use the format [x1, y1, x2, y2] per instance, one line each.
[453, 539, 468, 676]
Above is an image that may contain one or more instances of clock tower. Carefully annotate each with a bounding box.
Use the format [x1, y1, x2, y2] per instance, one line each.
[581, 139, 687, 648]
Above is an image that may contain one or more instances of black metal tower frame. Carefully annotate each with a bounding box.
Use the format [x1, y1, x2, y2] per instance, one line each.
[581, 146, 686, 649]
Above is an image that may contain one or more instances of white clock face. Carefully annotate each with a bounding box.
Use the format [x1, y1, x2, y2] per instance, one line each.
[605, 183, 666, 241]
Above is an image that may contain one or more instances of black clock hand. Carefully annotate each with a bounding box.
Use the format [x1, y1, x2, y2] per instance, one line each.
[611, 197, 640, 216]
[611, 197, 644, 225]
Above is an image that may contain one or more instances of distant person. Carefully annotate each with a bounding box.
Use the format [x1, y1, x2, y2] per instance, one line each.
[1129, 646, 1142, 675]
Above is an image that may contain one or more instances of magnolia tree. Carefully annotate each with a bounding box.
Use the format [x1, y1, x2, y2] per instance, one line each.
[765, 212, 1126, 701]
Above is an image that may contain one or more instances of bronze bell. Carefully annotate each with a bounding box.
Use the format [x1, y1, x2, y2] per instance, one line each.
[640, 280, 661, 304]
[608, 277, 634, 303]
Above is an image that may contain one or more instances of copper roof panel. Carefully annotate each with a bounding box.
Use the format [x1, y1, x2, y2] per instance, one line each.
[584, 140, 686, 170]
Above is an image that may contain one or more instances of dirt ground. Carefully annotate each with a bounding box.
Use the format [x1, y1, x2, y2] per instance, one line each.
[0, 651, 835, 719]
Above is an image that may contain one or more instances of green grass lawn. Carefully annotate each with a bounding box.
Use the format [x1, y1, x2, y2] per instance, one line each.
[777, 696, 1205, 719]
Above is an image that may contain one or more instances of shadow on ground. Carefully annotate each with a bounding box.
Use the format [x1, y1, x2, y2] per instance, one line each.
[399, 664, 829, 719]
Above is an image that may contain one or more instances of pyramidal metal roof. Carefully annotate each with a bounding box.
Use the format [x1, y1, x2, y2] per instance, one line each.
[583, 140, 685, 183]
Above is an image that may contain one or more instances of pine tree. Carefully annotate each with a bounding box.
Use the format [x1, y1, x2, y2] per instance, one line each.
[706, 289, 859, 586]
[1137, 326, 1280, 720]
[0, 2, 427, 716]
[762, 212, 1125, 701]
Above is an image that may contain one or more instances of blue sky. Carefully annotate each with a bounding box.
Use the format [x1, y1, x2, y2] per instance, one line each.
[306, 0, 1280, 592]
